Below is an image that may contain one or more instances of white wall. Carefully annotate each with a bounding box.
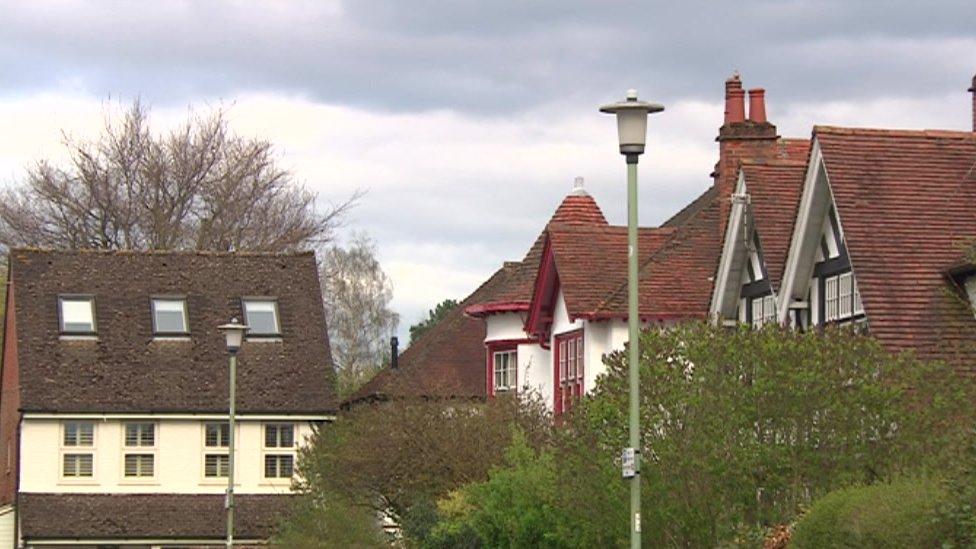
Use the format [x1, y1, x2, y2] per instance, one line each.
[19, 417, 317, 494]
[484, 312, 526, 342]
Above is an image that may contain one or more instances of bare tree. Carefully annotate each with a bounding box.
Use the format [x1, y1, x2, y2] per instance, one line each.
[0, 100, 358, 251]
[320, 233, 399, 395]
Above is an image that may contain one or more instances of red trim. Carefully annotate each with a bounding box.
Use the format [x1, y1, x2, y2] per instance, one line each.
[486, 341, 519, 397]
[553, 329, 584, 417]
[484, 337, 535, 346]
[464, 301, 530, 318]
[524, 235, 560, 340]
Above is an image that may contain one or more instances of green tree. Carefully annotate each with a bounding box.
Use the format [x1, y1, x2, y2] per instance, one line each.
[409, 299, 458, 345]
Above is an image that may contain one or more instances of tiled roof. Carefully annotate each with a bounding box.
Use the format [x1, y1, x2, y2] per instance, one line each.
[741, 154, 809, 290]
[815, 126, 976, 365]
[595, 191, 724, 320]
[8, 249, 336, 413]
[545, 224, 676, 319]
[19, 493, 293, 540]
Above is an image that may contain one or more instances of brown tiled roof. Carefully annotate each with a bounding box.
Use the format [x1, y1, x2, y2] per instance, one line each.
[19, 493, 293, 540]
[741, 154, 809, 290]
[8, 249, 336, 413]
[815, 126, 976, 364]
[595, 191, 724, 320]
[546, 224, 676, 319]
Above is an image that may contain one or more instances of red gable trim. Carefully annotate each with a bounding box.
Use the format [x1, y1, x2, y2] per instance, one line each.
[524, 235, 559, 344]
[464, 301, 530, 318]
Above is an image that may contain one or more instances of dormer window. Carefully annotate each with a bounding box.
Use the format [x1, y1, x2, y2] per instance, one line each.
[59, 296, 96, 335]
[152, 298, 189, 335]
[243, 299, 280, 336]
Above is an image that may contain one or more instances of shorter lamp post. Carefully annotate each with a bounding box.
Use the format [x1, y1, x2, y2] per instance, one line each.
[218, 318, 249, 549]
[600, 89, 664, 549]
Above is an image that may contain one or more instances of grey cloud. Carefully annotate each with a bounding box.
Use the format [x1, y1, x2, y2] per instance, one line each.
[1, 1, 974, 113]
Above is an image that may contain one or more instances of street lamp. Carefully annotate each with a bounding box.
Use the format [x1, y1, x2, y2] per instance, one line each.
[218, 318, 249, 548]
[600, 89, 664, 549]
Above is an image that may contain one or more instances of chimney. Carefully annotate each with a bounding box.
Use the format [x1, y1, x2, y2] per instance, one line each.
[748, 88, 767, 123]
[969, 74, 975, 132]
[724, 73, 745, 124]
[714, 73, 780, 236]
[390, 336, 399, 369]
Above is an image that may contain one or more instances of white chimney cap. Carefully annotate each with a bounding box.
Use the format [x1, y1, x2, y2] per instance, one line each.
[572, 176, 587, 196]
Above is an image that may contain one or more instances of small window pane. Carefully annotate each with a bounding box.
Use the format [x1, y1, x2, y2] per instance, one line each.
[60, 297, 95, 334]
[153, 299, 187, 334]
[64, 422, 94, 447]
[752, 298, 764, 328]
[825, 276, 839, 321]
[124, 454, 154, 477]
[244, 300, 279, 335]
[63, 453, 93, 477]
[125, 423, 154, 447]
[205, 423, 229, 448]
[205, 454, 229, 477]
[264, 454, 294, 478]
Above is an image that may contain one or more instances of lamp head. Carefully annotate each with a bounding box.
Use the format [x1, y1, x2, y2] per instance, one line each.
[218, 317, 250, 354]
[599, 89, 664, 157]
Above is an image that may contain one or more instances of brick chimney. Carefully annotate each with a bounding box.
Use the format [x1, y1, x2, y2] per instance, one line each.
[969, 73, 975, 132]
[713, 73, 780, 234]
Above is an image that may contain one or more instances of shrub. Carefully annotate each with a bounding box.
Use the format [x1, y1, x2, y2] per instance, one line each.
[791, 477, 948, 548]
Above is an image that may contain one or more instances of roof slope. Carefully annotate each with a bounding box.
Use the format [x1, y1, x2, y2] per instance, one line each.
[815, 126, 976, 363]
[20, 493, 293, 540]
[594, 191, 724, 319]
[9, 249, 336, 413]
[742, 156, 809, 289]
[546, 224, 676, 319]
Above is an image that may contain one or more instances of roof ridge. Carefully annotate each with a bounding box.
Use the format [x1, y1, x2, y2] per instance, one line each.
[814, 125, 976, 139]
[9, 247, 316, 257]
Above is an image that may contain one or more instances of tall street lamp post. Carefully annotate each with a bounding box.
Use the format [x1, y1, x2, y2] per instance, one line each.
[218, 318, 249, 549]
[600, 89, 664, 549]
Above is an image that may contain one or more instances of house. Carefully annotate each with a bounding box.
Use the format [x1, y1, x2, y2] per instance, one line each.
[351, 72, 976, 412]
[0, 249, 337, 547]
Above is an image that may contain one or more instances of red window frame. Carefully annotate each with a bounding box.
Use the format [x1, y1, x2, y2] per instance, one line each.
[553, 330, 584, 416]
[486, 341, 518, 397]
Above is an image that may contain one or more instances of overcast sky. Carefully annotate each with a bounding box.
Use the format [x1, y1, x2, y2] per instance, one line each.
[1, 1, 974, 341]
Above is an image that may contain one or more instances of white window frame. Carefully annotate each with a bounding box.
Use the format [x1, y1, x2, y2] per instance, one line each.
[202, 422, 231, 481]
[823, 272, 864, 324]
[750, 295, 777, 328]
[151, 297, 189, 336]
[121, 422, 157, 481]
[492, 350, 517, 393]
[243, 298, 281, 337]
[58, 295, 96, 335]
[60, 421, 96, 482]
[824, 276, 839, 322]
[262, 423, 296, 481]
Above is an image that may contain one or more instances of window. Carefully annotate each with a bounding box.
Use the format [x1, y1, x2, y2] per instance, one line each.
[243, 299, 280, 336]
[750, 295, 777, 328]
[823, 272, 863, 324]
[554, 331, 584, 416]
[203, 422, 230, 478]
[123, 422, 155, 478]
[61, 421, 94, 478]
[59, 296, 95, 334]
[263, 423, 296, 479]
[493, 350, 517, 393]
[152, 298, 188, 335]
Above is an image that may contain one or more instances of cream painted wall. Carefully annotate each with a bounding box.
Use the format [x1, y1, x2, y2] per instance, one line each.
[19, 417, 318, 494]
[517, 342, 551, 405]
[484, 312, 526, 342]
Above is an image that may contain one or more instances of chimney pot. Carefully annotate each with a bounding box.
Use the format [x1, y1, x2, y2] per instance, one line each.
[724, 72, 745, 124]
[748, 88, 767, 123]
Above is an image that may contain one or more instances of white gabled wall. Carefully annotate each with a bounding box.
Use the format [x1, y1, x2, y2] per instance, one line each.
[19, 418, 316, 494]
[484, 312, 525, 342]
